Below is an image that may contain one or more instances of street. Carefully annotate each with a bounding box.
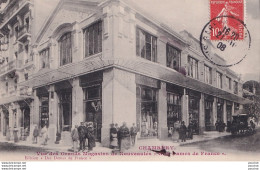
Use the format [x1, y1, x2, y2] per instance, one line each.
[0, 128, 259, 160]
[184, 128, 260, 154]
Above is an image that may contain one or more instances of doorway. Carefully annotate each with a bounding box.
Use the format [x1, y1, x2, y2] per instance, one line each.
[58, 89, 72, 132]
[84, 86, 102, 142]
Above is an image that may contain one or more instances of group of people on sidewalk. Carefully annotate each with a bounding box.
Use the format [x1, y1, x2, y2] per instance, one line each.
[109, 122, 138, 152]
[71, 122, 96, 152]
[32, 125, 48, 145]
[169, 121, 196, 143]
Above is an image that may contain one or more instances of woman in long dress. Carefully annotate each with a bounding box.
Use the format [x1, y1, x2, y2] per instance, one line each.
[110, 124, 118, 149]
[118, 122, 130, 152]
[86, 123, 96, 151]
[41, 125, 48, 145]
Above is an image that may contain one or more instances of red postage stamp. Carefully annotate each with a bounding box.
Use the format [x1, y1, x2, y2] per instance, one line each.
[210, 0, 244, 40]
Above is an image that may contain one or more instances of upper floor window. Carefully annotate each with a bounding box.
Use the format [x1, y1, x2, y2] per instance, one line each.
[187, 56, 198, 79]
[233, 81, 238, 94]
[39, 48, 50, 69]
[204, 65, 212, 84]
[167, 44, 181, 71]
[216, 72, 222, 89]
[226, 76, 232, 90]
[59, 32, 72, 66]
[5, 82, 8, 93]
[136, 28, 157, 62]
[84, 21, 102, 58]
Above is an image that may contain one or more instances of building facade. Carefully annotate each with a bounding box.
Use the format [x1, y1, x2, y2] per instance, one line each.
[0, 0, 251, 146]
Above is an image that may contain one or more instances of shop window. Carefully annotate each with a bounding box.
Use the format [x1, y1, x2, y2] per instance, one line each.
[137, 85, 158, 138]
[166, 44, 181, 71]
[58, 90, 72, 131]
[136, 28, 157, 62]
[167, 92, 181, 131]
[59, 32, 72, 66]
[205, 100, 213, 131]
[187, 56, 198, 79]
[226, 76, 232, 90]
[84, 86, 102, 142]
[216, 71, 222, 89]
[233, 81, 238, 94]
[84, 21, 102, 57]
[39, 48, 50, 69]
[204, 65, 212, 84]
[40, 98, 49, 128]
[189, 96, 200, 134]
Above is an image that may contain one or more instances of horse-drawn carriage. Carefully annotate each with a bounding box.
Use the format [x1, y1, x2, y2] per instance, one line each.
[230, 114, 256, 136]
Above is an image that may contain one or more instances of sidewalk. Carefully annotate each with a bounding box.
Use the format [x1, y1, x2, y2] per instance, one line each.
[0, 131, 231, 153]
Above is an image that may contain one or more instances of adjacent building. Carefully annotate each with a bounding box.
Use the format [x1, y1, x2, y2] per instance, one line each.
[0, 0, 251, 146]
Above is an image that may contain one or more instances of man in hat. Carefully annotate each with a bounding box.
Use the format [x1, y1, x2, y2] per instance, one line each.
[78, 122, 87, 151]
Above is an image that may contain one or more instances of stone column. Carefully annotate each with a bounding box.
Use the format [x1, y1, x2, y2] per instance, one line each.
[102, 68, 114, 146]
[8, 105, 14, 140]
[158, 82, 167, 139]
[33, 90, 40, 127]
[199, 93, 205, 134]
[182, 88, 189, 124]
[48, 85, 57, 144]
[232, 102, 235, 116]
[72, 78, 84, 127]
[102, 68, 136, 146]
[212, 97, 217, 130]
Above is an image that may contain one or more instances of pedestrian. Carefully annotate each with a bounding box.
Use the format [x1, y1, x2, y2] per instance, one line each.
[86, 122, 96, 151]
[33, 125, 39, 144]
[130, 123, 138, 146]
[71, 125, 79, 152]
[78, 122, 87, 151]
[110, 123, 118, 149]
[41, 125, 48, 145]
[215, 119, 220, 132]
[179, 121, 187, 142]
[187, 122, 193, 140]
[118, 122, 130, 152]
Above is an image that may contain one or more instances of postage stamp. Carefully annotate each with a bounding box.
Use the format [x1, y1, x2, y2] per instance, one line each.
[210, 0, 244, 40]
[200, 0, 250, 67]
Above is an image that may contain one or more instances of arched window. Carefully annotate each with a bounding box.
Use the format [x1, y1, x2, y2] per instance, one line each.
[59, 32, 72, 66]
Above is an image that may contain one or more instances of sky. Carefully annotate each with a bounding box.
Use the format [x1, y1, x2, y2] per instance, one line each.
[129, 0, 260, 82]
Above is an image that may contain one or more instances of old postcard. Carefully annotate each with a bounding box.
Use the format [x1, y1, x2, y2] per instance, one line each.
[0, 0, 259, 161]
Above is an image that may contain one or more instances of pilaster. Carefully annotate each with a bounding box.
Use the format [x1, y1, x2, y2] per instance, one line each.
[182, 88, 189, 124]
[199, 93, 205, 134]
[158, 82, 167, 139]
[72, 78, 84, 127]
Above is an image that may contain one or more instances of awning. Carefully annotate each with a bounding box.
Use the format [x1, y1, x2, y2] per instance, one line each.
[0, 95, 33, 105]
[18, 57, 252, 105]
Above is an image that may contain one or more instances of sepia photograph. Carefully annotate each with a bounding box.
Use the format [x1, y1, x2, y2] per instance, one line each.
[0, 0, 259, 161]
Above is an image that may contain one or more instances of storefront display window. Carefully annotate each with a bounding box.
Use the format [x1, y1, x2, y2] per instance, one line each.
[226, 101, 232, 122]
[58, 89, 72, 132]
[137, 85, 158, 138]
[167, 93, 181, 132]
[205, 100, 213, 131]
[40, 97, 49, 128]
[84, 85, 102, 142]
